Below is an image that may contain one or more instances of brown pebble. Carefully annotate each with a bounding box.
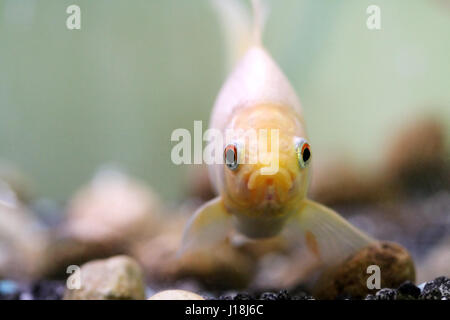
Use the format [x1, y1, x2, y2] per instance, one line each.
[132, 223, 257, 290]
[313, 241, 416, 299]
[64, 255, 146, 300]
[309, 159, 387, 205]
[64, 170, 162, 244]
[383, 116, 448, 193]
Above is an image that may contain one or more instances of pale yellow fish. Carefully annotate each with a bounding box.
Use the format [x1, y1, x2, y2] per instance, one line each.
[180, 0, 375, 267]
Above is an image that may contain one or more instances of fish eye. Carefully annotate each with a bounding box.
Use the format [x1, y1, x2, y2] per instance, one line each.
[224, 143, 239, 171]
[296, 139, 311, 169]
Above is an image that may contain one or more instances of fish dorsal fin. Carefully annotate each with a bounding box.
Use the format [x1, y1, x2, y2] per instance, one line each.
[250, 0, 268, 47]
[209, 0, 302, 131]
[211, 0, 268, 69]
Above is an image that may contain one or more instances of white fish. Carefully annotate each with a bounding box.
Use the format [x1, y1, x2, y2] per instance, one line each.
[180, 0, 375, 268]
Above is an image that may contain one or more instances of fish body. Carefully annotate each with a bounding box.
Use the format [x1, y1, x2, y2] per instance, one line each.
[181, 0, 374, 267]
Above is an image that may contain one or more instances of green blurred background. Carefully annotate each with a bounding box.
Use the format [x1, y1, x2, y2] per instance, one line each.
[0, 0, 449, 202]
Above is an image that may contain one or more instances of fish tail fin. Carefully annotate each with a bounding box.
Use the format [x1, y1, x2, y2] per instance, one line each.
[210, 0, 269, 69]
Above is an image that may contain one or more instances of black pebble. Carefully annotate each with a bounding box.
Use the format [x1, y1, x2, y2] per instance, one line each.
[397, 281, 421, 299]
[0, 291, 21, 300]
[234, 290, 305, 300]
[420, 276, 450, 300]
[420, 285, 442, 300]
[233, 292, 254, 300]
[292, 295, 315, 300]
[277, 290, 290, 300]
[259, 292, 278, 300]
[30, 280, 65, 300]
[335, 294, 353, 300]
[375, 288, 398, 300]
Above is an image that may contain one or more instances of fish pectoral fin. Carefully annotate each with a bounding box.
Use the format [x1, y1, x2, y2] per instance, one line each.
[287, 199, 375, 266]
[178, 197, 232, 257]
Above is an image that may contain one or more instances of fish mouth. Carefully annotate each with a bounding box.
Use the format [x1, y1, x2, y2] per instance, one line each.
[245, 167, 294, 204]
[261, 186, 282, 208]
[247, 167, 293, 192]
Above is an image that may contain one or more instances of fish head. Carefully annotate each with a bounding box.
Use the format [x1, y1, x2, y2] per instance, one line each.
[221, 104, 311, 218]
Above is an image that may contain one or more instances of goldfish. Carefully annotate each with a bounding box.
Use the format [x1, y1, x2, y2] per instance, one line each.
[180, 0, 375, 268]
